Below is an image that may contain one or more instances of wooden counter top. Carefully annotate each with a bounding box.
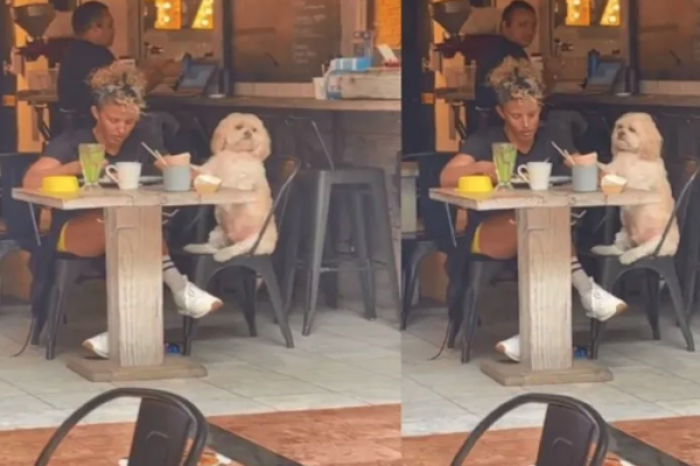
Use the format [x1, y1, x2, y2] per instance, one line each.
[16, 91, 400, 112]
[436, 89, 700, 109]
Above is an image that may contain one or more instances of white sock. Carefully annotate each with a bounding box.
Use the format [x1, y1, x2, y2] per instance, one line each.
[162, 256, 187, 292]
[571, 257, 593, 294]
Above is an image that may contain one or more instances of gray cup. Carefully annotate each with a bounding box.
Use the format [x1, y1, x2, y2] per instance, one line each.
[572, 164, 598, 192]
[163, 165, 191, 192]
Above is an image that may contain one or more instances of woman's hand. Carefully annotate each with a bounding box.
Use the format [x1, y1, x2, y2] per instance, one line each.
[474, 160, 498, 182]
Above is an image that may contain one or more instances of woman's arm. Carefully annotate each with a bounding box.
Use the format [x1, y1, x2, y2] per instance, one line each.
[22, 157, 82, 190]
[440, 154, 496, 187]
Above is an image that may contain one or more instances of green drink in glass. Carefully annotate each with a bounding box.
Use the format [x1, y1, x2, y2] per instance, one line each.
[492, 142, 518, 190]
[79, 143, 105, 189]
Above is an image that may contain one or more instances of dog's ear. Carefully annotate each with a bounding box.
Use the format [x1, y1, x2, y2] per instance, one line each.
[639, 118, 663, 162]
[610, 125, 618, 159]
[210, 125, 227, 154]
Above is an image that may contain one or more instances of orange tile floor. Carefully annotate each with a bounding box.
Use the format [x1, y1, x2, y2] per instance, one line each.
[1, 405, 698, 466]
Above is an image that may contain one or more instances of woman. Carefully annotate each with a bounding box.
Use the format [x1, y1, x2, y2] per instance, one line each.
[24, 63, 221, 358]
[440, 58, 626, 362]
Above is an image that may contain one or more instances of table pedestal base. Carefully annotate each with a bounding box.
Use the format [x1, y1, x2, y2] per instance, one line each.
[481, 359, 613, 387]
[67, 354, 207, 383]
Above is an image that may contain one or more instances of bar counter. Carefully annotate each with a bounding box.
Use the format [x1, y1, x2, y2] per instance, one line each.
[16, 91, 400, 112]
[437, 89, 700, 110]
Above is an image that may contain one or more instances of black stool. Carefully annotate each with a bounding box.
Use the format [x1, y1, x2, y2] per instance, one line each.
[284, 166, 400, 335]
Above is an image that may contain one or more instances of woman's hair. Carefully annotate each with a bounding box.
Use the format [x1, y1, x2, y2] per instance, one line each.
[89, 62, 147, 111]
[487, 57, 543, 106]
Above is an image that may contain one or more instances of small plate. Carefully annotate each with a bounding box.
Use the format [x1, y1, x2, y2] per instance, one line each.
[99, 175, 162, 187]
[512, 175, 571, 187]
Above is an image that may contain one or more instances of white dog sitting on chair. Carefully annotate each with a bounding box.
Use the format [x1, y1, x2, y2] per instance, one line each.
[591, 112, 679, 264]
[184, 113, 277, 262]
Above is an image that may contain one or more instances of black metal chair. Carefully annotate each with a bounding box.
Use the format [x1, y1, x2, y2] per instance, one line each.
[450, 393, 609, 466]
[34, 388, 208, 466]
[178, 157, 301, 355]
[407, 151, 513, 362]
[282, 117, 400, 335]
[587, 160, 700, 359]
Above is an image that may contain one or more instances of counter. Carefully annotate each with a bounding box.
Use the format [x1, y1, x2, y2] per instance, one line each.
[16, 91, 401, 112]
[437, 89, 700, 110]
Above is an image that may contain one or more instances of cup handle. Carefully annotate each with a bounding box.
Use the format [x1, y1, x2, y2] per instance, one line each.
[516, 165, 529, 182]
[105, 165, 119, 184]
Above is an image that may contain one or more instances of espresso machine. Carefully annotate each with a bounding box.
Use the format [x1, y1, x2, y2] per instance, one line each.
[11, 3, 77, 69]
[431, 0, 472, 59]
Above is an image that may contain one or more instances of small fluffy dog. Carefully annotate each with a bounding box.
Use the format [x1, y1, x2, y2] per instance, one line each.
[591, 112, 678, 264]
[185, 113, 277, 262]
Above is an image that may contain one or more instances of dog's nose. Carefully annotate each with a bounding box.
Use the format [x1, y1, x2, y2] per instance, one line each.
[244, 130, 252, 138]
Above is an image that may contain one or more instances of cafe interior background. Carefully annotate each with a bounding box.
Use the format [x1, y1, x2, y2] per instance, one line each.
[4, 0, 700, 464]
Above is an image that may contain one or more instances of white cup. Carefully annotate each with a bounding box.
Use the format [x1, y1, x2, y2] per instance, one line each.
[105, 162, 142, 190]
[517, 162, 552, 191]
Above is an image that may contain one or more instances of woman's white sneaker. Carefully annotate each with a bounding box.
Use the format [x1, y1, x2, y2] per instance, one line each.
[83, 332, 109, 359]
[173, 280, 223, 319]
[580, 282, 627, 321]
[495, 334, 521, 362]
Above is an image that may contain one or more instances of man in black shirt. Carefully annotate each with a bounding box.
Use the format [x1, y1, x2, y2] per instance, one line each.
[473, 1, 537, 120]
[56, 1, 115, 125]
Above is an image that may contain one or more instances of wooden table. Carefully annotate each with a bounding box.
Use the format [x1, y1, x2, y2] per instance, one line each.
[429, 186, 660, 386]
[13, 186, 256, 382]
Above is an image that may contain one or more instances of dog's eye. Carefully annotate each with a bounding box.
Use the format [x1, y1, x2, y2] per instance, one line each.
[235, 124, 243, 130]
[252, 128, 258, 132]
[628, 126, 636, 133]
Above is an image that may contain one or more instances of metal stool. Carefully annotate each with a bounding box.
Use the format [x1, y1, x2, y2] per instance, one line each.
[284, 166, 400, 335]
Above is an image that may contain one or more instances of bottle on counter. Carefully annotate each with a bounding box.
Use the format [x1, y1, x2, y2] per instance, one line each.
[586, 49, 600, 79]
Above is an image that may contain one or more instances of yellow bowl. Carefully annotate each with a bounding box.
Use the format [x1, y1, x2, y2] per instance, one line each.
[42, 176, 80, 194]
[456, 175, 493, 194]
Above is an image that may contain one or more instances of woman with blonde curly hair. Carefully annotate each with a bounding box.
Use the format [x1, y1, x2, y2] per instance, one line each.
[440, 58, 626, 362]
[24, 63, 222, 359]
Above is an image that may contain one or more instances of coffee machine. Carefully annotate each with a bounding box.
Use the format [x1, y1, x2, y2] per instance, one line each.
[11, 3, 76, 68]
[431, 0, 472, 59]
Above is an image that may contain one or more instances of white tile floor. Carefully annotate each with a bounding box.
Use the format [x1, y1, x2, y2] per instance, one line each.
[2, 277, 700, 438]
[0, 280, 401, 431]
[402, 280, 700, 436]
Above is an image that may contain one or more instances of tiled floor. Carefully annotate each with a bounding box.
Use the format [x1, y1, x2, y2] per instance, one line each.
[402, 280, 700, 436]
[0, 280, 401, 430]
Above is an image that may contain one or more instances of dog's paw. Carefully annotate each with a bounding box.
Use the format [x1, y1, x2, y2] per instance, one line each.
[213, 248, 236, 262]
[591, 244, 622, 256]
[619, 249, 645, 265]
[183, 243, 218, 254]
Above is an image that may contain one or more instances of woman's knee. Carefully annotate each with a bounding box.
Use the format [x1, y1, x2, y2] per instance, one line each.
[62, 213, 106, 257]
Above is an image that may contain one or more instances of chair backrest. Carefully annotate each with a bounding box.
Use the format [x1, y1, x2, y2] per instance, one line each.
[405, 151, 458, 251]
[0, 153, 41, 250]
[34, 388, 209, 466]
[449, 393, 609, 466]
[284, 117, 335, 170]
[246, 156, 302, 256]
[650, 158, 700, 258]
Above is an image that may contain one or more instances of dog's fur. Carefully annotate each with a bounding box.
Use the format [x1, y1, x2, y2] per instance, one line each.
[184, 113, 277, 262]
[591, 112, 678, 264]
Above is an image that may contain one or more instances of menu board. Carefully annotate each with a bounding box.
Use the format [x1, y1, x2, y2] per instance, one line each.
[230, 0, 341, 82]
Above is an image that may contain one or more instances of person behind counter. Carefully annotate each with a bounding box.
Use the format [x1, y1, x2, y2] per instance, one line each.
[440, 57, 627, 362]
[25, 62, 223, 359]
[471, 0, 537, 131]
[57, 1, 177, 129]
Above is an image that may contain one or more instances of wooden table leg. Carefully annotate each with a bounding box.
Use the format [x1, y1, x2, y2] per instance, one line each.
[67, 206, 207, 382]
[481, 206, 613, 386]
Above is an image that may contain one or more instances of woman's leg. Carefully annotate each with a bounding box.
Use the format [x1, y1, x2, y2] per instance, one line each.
[62, 212, 224, 358]
[471, 212, 627, 361]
